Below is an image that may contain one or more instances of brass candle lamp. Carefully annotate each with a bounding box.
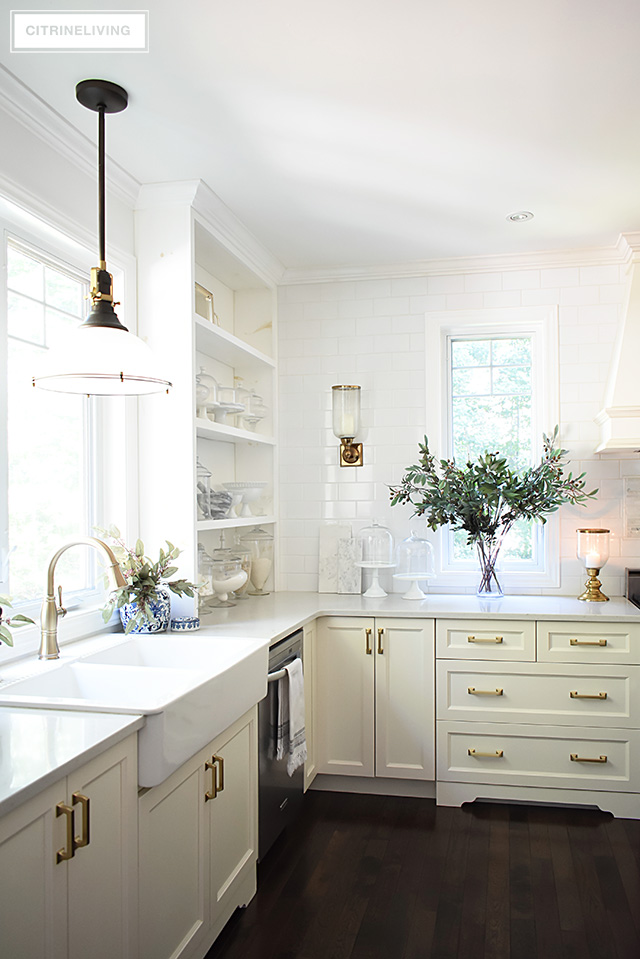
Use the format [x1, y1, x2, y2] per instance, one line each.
[576, 528, 610, 602]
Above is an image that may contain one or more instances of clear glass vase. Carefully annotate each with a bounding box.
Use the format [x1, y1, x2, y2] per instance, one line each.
[476, 540, 503, 598]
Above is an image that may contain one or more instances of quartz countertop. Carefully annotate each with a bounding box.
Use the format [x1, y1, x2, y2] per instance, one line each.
[1, 590, 637, 817]
[199, 591, 640, 645]
[0, 708, 143, 817]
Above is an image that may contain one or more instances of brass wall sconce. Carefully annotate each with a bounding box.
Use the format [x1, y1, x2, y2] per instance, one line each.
[332, 385, 363, 467]
[576, 528, 610, 602]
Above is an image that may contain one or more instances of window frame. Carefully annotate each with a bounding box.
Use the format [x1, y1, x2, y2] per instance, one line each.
[424, 306, 560, 591]
[0, 195, 139, 662]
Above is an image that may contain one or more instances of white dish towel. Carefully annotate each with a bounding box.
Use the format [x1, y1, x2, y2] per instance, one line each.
[274, 657, 307, 776]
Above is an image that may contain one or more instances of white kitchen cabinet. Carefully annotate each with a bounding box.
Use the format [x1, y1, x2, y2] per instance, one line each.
[436, 617, 640, 817]
[0, 734, 138, 959]
[135, 181, 278, 602]
[138, 707, 258, 959]
[315, 617, 435, 781]
[303, 619, 317, 791]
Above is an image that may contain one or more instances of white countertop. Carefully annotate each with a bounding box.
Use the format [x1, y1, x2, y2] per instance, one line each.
[0, 708, 143, 817]
[199, 591, 640, 645]
[1, 589, 637, 817]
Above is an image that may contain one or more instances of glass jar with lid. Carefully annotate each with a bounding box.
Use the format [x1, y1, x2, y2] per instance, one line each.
[240, 526, 274, 596]
[232, 540, 252, 600]
[394, 530, 435, 600]
[196, 457, 212, 519]
[208, 546, 248, 607]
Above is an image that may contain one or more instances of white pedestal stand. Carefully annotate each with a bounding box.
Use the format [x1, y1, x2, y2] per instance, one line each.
[357, 562, 396, 598]
[393, 573, 433, 601]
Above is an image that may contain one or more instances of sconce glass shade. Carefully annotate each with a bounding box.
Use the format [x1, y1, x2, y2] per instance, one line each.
[332, 385, 361, 438]
[33, 325, 171, 395]
[576, 528, 610, 569]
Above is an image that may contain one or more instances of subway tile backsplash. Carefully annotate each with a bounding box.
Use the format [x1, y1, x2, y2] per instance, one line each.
[277, 262, 638, 597]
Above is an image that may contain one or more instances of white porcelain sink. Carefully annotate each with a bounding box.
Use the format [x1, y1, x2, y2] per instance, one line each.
[79, 635, 260, 670]
[0, 636, 268, 787]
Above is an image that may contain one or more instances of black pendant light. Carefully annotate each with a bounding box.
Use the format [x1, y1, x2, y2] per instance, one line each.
[33, 79, 172, 395]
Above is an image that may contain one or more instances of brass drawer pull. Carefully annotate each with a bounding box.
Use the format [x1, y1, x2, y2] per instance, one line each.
[205, 759, 217, 801]
[365, 627, 372, 655]
[377, 627, 384, 655]
[468, 687, 504, 696]
[213, 754, 224, 793]
[570, 638, 607, 647]
[570, 753, 608, 764]
[468, 748, 504, 758]
[467, 635, 503, 644]
[72, 792, 90, 849]
[56, 802, 75, 863]
[569, 691, 607, 700]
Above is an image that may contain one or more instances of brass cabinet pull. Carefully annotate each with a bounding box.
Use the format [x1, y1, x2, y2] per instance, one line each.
[205, 759, 217, 801]
[377, 627, 384, 655]
[467, 635, 503, 644]
[213, 754, 224, 793]
[72, 793, 90, 849]
[56, 802, 75, 863]
[365, 627, 372, 655]
[569, 691, 608, 700]
[467, 687, 504, 696]
[468, 748, 504, 758]
[570, 753, 608, 763]
[570, 638, 607, 647]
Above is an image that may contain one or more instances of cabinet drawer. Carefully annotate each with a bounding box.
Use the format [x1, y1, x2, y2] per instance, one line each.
[436, 660, 640, 728]
[537, 621, 640, 665]
[436, 619, 535, 661]
[437, 721, 640, 792]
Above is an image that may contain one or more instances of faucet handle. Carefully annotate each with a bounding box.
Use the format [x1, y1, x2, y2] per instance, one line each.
[57, 585, 67, 618]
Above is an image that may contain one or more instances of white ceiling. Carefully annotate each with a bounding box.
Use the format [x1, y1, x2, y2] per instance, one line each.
[3, 0, 640, 271]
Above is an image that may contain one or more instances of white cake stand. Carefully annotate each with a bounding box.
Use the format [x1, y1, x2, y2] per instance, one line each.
[356, 562, 396, 598]
[393, 573, 434, 601]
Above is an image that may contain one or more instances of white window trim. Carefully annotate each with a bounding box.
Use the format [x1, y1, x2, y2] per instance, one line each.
[0, 194, 140, 664]
[424, 306, 560, 591]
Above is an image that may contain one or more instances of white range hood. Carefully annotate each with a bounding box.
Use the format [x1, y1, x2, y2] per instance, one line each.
[596, 234, 640, 453]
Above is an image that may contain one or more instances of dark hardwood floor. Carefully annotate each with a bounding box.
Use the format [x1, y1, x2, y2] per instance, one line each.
[206, 791, 640, 959]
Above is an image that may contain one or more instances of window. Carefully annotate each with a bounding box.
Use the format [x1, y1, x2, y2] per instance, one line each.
[449, 334, 537, 566]
[424, 306, 559, 588]
[6, 239, 94, 602]
[0, 197, 137, 657]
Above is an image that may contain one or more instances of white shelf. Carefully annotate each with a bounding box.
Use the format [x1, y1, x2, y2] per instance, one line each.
[197, 515, 276, 532]
[194, 316, 275, 373]
[195, 418, 275, 446]
[196, 418, 274, 445]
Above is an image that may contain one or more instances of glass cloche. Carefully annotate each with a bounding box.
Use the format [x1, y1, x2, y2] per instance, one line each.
[356, 520, 395, 597]
[240, 526, 274, 596]
[394, 530, 435, 600]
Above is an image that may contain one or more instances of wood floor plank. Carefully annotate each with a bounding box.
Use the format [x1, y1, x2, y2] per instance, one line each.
[483, 804, 511, 959]
[508, 805, 538, 959]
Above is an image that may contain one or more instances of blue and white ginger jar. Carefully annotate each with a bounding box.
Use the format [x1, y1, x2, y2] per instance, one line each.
[119, 587, 171, 634]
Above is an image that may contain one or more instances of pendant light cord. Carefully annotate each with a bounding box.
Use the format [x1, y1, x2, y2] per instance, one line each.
[98, 106, 106, 270]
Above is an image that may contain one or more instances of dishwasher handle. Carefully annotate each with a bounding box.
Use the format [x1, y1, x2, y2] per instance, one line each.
[267, 655, 301, 683]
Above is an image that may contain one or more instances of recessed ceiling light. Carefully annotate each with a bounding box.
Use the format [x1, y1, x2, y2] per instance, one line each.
[506, 211, 534, 222]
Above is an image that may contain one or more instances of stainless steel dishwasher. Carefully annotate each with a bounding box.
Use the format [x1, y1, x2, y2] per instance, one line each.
[258, 629, 305, 861]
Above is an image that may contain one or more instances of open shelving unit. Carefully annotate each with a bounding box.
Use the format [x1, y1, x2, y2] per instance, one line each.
[135, 181, 279, 609]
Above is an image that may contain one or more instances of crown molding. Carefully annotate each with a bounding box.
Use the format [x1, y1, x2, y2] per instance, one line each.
[0, 64, 139, 208]
[136, 179, 286, 287]
[281, 236, 634, 286]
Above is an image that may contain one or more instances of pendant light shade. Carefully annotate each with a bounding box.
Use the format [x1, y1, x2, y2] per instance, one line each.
[32, 79, 171, 396]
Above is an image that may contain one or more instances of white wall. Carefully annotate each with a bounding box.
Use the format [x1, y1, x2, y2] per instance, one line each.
[277, 262, 640, 598]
